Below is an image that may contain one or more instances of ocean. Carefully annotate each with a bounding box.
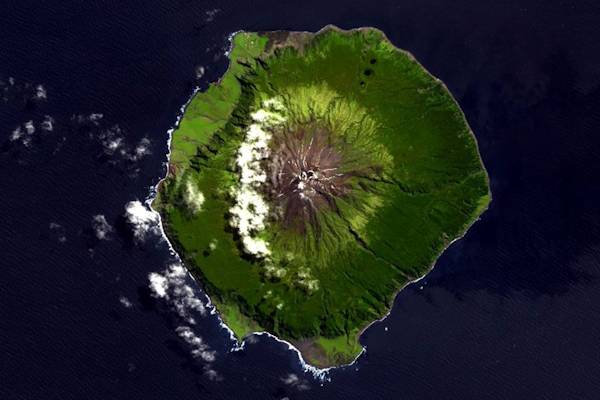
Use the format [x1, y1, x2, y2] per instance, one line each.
[1, 0, 600, 398]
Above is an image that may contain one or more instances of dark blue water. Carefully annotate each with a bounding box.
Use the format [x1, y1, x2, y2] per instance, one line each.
[2, 0, 600, 398]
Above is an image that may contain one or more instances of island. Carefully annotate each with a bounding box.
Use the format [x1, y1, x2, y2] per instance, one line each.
[153, 26, 491, 368]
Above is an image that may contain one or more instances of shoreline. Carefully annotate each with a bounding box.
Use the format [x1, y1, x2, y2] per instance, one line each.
[145, 26, 492, 379]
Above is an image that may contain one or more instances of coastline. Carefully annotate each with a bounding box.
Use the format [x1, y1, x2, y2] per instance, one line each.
[146, 26, 492, 378]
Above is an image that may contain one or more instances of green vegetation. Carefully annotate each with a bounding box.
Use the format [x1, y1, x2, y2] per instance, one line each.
[153, 26, 491, 368]
[316, 329, 363, 364]
[212, 299, 264, 341]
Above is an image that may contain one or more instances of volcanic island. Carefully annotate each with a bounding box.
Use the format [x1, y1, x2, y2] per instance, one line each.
[153, 26, 491, 367]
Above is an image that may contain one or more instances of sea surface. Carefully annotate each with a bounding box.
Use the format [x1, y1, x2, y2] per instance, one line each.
[2, 0, 600, 399]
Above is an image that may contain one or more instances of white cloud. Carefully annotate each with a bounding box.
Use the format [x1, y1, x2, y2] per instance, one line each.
[203, 366, 223, 381]
[282, 373, 299, 385]
[35, 84, 47, 100]
[244, 334, 260, 344]
[99, 125, 124, 155]
[204, 8, 220, 22]
[176, 326, 216, 362]
[148, 263, 219, 370]
[281, 373, 311, 391]
[229, 98, 286, 258]
[40, 115, 54, 132]
[24, 120, 35, 134]
[9, 121, 34, 147]
[89, 113, 103, 123]
[72, 113, 103, 125]
[92, 214, 113, 240]
[119, 296, 133, 308]
[72, 114, 151, 168]
[124, 201, 160, 241]
[195, 65, 205, 79]
[10, 126, 25, 141]
[0, 78, 47, 103]
[131, 137, 151, 159]
[9, 117, 56, 147]
[149, 272, 168, 297]
[296, 267, 319, 293]
[183, 179, 205, 214]
[148, 263, 207, 324]
[49, 222, 67, 243]
[98, 126, 151, 163]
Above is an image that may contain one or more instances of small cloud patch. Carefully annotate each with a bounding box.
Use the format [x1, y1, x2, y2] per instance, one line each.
[69, 116, 151, 174]
[0, 77, 48, 104]
[204, 8, 220, 22]
[131, 137, 151, 161]
[49, 222, 67, 243]
[176, 326, 216, 362]
[9, 116, 56, 147]
[72, 113, 104, 126]
[124, 201, 160, 242]
[281, 373, 311, 391]
[35, 84, 47, 100]
[183, 179, 205, 214]
[148, 263, 207, 324]
[92, 214, 113, 240]
[203, 366, 223, 381]
[40, 115, 54, 132]
[119, 296, 133, 308]
[195, 65, 205, 79]
[97, 125, 152, 165]
[148, 263, 219, 372]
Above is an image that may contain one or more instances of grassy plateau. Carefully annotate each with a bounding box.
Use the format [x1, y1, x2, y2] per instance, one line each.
[153, 26, 491, 367]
